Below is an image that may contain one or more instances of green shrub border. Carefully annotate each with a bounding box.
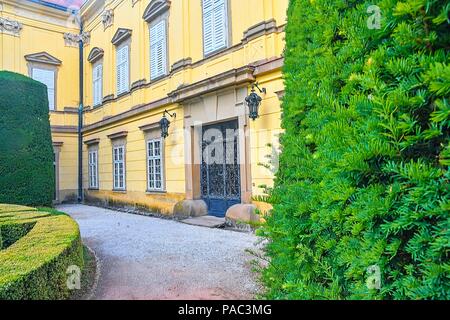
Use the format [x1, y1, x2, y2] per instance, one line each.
[0, 204, 84, 300]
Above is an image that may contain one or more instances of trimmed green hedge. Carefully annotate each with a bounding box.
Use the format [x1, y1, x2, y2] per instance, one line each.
[0, 71, 55, 206]
[261, 0, 449, 299]
[0, 204, 83, 300]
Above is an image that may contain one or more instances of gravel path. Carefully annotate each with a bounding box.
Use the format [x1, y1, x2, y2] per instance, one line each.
[58, 204, 260, 300]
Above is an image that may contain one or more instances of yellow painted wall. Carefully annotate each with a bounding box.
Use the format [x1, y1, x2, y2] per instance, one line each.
[81, 0, 287, 124]
[0, 0, 80, 113]
[0, 0, 80, 201]
[52, 132, 79, 201]
[1, 0, 288, 210]
[80, 0, 287, 210]
[82, 103, 185, 213]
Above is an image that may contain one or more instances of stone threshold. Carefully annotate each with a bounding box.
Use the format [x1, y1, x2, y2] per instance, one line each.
[180, 215, 226, 228]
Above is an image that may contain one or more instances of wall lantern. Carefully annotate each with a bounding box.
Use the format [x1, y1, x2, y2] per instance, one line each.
[159, 109, 176, 139]
[245, 82, 266, 121]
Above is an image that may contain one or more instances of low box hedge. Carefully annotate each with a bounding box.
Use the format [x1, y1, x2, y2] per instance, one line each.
[0, 204, 84, 300]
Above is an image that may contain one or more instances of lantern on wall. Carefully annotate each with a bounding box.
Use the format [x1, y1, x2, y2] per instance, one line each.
[159, 109, 176, 139]
[245, 82, 266, 121]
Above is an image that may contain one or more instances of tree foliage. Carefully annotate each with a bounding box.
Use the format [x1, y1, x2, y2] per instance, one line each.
[260, 0, 449, 299]
[0, 71, 55, 206]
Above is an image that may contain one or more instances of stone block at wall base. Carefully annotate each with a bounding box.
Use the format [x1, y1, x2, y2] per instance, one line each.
[173, 200, 208, 219]
[225, 204, 261, 223]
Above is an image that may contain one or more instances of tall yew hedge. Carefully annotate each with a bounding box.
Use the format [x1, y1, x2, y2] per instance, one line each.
[0, 71, 55, 206]
[261, 0, 449, 299]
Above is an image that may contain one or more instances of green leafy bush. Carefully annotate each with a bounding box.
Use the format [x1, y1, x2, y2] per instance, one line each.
[0, 71, 55, 206]
[260, 0, 449, 299]
[0, 204, 83, 300]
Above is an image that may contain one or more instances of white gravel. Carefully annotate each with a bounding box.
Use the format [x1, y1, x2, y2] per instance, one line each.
[58, 204, 261, 300]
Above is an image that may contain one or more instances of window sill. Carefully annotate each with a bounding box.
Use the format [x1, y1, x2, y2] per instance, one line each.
[88, 188, 99, 191]
[149, 74, 168, 83]
[112, 189, 127, 193]
[146, 190, 167, 195]
[116, 90, 130, 99]
[204, 45, 229, 59]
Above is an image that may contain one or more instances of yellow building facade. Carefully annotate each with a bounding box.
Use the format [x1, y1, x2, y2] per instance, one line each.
[1, 0, 287, 219]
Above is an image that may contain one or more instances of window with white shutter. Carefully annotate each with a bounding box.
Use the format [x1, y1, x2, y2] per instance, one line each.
[147, 139, 164, 191]
[116, 45, 129, 95]
[88, 150, 99, 189]
[93, 64, 103, 106]
[203, 0, 228, 56]
[150, 20, 167, 80]
[32, 68, 55, 110]
[113, 145, 126, 190]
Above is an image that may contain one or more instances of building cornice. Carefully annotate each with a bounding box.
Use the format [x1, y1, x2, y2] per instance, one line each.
[51, 125, 78, 133]
[2, 0, 80, 29]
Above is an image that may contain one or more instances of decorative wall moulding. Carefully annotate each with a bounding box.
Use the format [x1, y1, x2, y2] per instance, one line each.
[87, 47, 104, 63]
[63, 32, 90, 47]
[101, 9, 114, 30]
[242, 19, 278, 43]
[142, 0, 171, 22]
[24, 52, 62, 66]
[0, 17, 22, 36]
[111, 28, 132, 46]
[131, 0, 140, 7]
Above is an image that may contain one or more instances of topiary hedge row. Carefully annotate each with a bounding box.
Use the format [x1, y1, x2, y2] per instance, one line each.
[261, 0, 449, 299]
[0, 204, 84, 299]
[0, 71, 55, 207]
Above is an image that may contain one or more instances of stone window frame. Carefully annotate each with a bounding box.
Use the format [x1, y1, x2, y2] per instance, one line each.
[25, 52, 61, 111]
[108, 132, 128, 192]
[112, 29, 132, 97]
[140, 122, 166, 193]
[115, 40, 131, 96]
[92, 60, 103, 107]
[88, 146, 99, 190]
[52, 142, 63, 203]
[87, 47, 105, 107]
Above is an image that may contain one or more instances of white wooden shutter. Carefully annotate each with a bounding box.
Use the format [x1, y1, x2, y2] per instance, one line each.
[116, 45, 129, 95]
[203, 0, 214, 55]
[203, 0, 227, 55]
[93, 64, 102, 106]
[32, 68, 55, 110]
[150, 21, 167, 80]
[213, 0, 227, 50]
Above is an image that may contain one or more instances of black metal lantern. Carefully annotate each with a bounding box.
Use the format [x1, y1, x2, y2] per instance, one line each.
[159, 109, 176, 139]
[245, 83, 266, 121]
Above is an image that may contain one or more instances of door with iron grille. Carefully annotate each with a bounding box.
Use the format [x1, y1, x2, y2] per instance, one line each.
[201, 120, 241, 217]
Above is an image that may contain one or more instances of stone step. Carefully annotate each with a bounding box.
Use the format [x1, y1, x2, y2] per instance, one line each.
[180, 215, 226, 228]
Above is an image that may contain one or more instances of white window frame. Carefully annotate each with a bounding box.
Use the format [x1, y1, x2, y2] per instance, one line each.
[147, 138, 164, 191]
[116, 45, 129, 95]
[113, 145, 126, 190]
[88, 150, 99, 189]
[202, 0, 229, 56]
[32, 67, 56, 111]
[150, 19, 168, 80]
[92, 63, 103, 107]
